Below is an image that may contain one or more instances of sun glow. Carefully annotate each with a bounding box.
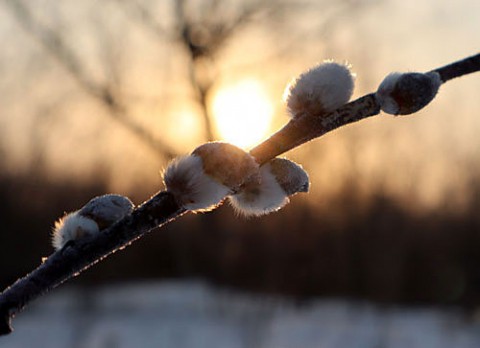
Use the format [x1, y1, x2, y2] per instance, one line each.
[211, 79, 274, 149]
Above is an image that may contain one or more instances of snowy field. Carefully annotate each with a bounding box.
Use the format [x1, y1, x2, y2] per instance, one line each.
[2, 281, 480, 348]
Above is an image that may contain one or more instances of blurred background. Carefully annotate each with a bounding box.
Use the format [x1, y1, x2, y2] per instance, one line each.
[0, 0, 480, 346]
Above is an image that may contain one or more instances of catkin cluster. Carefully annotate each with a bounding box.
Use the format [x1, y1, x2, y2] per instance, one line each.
[54, 60, 434, 247]
[163, 142, 309, 216]
[163, 61, 359, 216]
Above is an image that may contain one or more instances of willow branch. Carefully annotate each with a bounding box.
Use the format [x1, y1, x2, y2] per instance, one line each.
[250, 93, 380, 164]
[0, 53, 479, 335]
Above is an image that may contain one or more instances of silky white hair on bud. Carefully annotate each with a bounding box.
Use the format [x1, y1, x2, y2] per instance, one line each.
[376, 71, 441, 115]
[229, 165, 287, 217]
[284, 61, 355, 118]
[376, 72, 403, 115]
[52, 212, 99, 250]
[229, 158, 310, 217]
[163, 155, 231, 212]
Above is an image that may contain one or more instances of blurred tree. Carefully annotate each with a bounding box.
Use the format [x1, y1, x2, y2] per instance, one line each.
[3, 0, 177, 159]
[2, 0, 376, 163]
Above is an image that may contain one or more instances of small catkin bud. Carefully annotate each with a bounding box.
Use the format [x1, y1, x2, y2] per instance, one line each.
[228, 158, 309, 217]
[268, 158, 310, 195]
[163, 155, 232, 212]
[52, 194, 134, 250]
[52, 212, 99, 250]
[78, 194, 134, 229]
[284, 61, 355, 118]
[163, 142, 260, 212]
[376, 71, 442, 115]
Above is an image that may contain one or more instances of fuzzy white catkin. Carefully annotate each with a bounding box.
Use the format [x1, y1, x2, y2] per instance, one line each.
[229, 158, 310, 217]
[376, 71, 442, 115]
[163, 155, 231, 212]
[52, 212, 99, 250]
[284, 61, 355, 118]
[229, 165, 288, 217]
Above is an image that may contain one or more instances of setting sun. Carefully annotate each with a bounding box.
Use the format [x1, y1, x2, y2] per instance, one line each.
[211, 79, 274, 149]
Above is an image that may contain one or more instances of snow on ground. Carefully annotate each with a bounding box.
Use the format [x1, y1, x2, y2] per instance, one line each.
[2, 281, 480, 348]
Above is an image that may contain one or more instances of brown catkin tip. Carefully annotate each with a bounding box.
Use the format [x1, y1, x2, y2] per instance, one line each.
[192, 142, 260, 190]
[268, 158, 309, 195]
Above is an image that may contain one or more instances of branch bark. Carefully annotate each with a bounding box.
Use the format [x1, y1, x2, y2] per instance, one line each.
[430, 53, 480, 82]
[0, 52, 478, 335]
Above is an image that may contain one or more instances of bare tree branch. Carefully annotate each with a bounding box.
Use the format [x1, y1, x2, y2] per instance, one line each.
[0, 53, 478, 335]
[118, 0, 279, 142]
[3, 0, 176, 159]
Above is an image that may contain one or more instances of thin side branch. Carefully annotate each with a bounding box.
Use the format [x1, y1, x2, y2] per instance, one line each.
[0, 53, 479, 335]
[431, 53, 480, 82]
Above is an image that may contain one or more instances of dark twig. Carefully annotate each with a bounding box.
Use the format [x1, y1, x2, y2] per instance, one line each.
[0, 53, 479, 335]
[431, 53, 480, 82]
